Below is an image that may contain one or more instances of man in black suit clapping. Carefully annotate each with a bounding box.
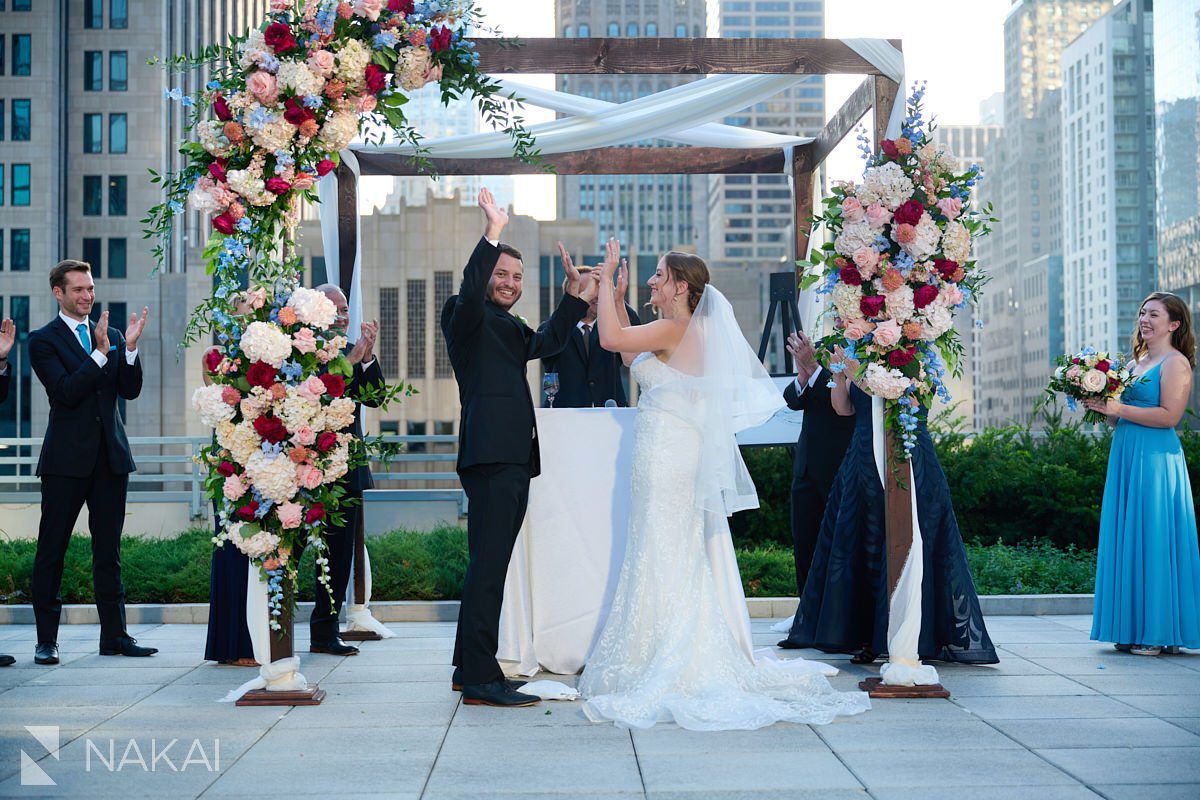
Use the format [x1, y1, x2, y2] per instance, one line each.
[540, 245, 641, 408]
[441, 188, 596, 707]
[778, 330, 855, 648]
[0, 317, 14, 666]
[27, 260, 156, 665]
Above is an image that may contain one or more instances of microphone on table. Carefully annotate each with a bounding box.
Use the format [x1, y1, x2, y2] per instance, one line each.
[604, 399, 618, 408]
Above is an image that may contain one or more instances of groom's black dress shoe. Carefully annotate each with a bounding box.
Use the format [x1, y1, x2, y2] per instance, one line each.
[777, 638, 803, 649]
[461, 680, 540, 707]
[451, 667, 526, 693]
[34, 643, 60, 665]
[0, 654, 15, 667]
[309, 639, 359, 656]
[99, 637, 158, 657]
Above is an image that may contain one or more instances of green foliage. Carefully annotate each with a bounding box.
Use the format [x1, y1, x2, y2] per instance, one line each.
[964, 540, 1096, 596]
[730, 447, 794, 548]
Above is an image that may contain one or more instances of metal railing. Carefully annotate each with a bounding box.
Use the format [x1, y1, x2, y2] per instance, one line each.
[0, 435, 463, 518]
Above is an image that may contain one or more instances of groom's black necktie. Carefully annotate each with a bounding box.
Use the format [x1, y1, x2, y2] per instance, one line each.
[581, 324, 591, 357]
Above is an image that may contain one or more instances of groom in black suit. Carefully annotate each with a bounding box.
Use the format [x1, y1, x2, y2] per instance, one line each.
[778, 331, 855, 648]
[441, 188, 595, 707]
[28, 260, 156, 665]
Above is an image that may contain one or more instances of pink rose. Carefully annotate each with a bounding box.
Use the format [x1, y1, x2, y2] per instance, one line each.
[276, 501, 303, 529]
[247, 71, 278, 106]
[354, 94, 377, 113]
[852, 247, 880, 278]
[270, 0, 290, 11]
[865, 202, 892, 229]
[296, 464, 324, 490]
[308, 49, 336, 77]
[292, 328, 319, 354]
[292, 173, 316, 191]
[1066, 365, 1081, 380]
[941, 285, 964, 306]
[873, 318, 902, 348]
[840, 197, 865, 222]
[937, 197, 963, 221]
[221, 386, 242, 406]
[247, 287, 267, 310]
[223, 474, 248, 500]
[293, 425, 317, 446]
[299, 375, 327, 400]
[844, 319, 876, 341]
[893, 223, 916, 244]
[353, 0, 383, 19]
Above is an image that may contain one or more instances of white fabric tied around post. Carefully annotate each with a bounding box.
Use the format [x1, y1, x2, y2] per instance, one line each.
[343, 543, 396, 638]
[219, 570, 308, 702]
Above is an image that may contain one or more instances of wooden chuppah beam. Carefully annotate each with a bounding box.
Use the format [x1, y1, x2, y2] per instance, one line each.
[791, 144, 815, 275]
[472, 38, 899, 75]
[350, 147, 788, 176]
[808, 77, 876, 170]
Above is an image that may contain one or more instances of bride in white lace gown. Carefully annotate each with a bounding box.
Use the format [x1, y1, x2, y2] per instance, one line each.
[577, 242, 870, 730]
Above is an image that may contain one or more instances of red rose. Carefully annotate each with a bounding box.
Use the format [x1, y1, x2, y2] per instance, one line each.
[894, 199, 925, 227]
[913, 284, 939, 309]
[265, 177, 292, 195]
[839, 266, 863, 286]
[388, 0, 414, 13]
[217, 460, 236, 477]
[236, 500, 259, 521]
[364, 63, 388, 94]
[880, 139, 899, 159]
[253, 415, 289, 444]
[316, 431, 338, 452]
[1095, 360, 1111, 373]
[430, 25, 453, 52]
[860, 295, 886, 318]
[212, 213, 235, 234]
[933, 259, 959, 281]
[1108, 377, 1120, 391]
[246, 360, 278, 389]
[316, 158, 337, 177]
[263, 22, 298, 53]
[283, 97, 314, 126]
[204, 348, 223, 373]
[318, 373, 345, 397]
[888, 347, 916, 367]
[209, 161, 227, 183]
[305, 504, 326, 524]
[212, 94, 232, 121]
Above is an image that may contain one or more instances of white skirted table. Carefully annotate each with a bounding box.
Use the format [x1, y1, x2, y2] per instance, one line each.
[497, 407, 638, 676]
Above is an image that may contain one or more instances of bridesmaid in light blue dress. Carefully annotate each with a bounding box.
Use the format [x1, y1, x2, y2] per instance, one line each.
[1085, 292, 1200, 655]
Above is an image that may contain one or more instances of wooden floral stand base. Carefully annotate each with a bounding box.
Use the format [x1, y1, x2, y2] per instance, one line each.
[237, 585, 326, 706]
[858, 677, 950, 699]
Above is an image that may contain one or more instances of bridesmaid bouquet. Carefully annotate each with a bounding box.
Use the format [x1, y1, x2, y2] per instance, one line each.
[1046, 348, 1140, 424]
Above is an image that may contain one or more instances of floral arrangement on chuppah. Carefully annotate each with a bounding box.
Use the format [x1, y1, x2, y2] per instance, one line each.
[801, 84, 994, 459]
[147, 0, 539, 623]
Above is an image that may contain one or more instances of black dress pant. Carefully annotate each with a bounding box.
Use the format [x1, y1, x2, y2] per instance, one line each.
[309, 501, 359, 642]
[453, 462, 532, 685]
[32, 439, 130, 645]
[790, 479, 830, 598]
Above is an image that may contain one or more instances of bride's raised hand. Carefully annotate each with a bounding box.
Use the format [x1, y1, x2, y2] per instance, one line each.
[615, 258, 629, 303]
[598, 237, 620, 279]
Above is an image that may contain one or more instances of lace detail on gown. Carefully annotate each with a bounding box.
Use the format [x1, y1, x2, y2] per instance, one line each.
[578, 353, 871, 730]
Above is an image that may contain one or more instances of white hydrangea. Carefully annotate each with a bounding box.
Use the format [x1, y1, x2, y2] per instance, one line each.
[858, 161, 915, 210]
[286, 286, 338, 328]
[238, 29, 270, 72]
[276, 59, 324, 98]
[228, 168, 275, 207]
[219, 419, 262, 465]
[317, 111, 359, 153]
[245, 450, 300, 505]
[240, 321, 294, 367]
[831, 281, 864, 321]
[920, 304, 955, 340]
[885, 284, 915, 324]
[323, 441, 351, 482]
[834, 220, 878, 258]
[248, 113, 296, 153]
[323, 397, 356, 431]
[196, 120, 233, 158]
[335, 39, 370, 90]
[192, 384, 236, 428]
[394, 46, 434, 91]
[863, 362, 911, 400]
[279, 389, 322, 433]
[940, 220, 971, 263]
[225, 521, 282, 559]
[901, 214, 941, 261]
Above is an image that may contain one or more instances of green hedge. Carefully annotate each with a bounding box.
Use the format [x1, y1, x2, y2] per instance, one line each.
[0, 527, 1095, 604]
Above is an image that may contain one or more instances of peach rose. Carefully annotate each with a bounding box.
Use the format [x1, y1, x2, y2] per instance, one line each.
[844, 319, 876, 341]
[354, 94, 377, 113]
[873, 318, 902, 348]
[292, 425, 317, 446]
[296, 464, 324, 490]
[247, 71, 279, 105]
[226, 201, 246, 221]
[840, 197, 865, 222]
[292, 173, 316, 191]
[307, 49, 336, 77]
[262, 557, 281, 571]
[881, 268, 905, 292]
[276, 501, 303, 529]
[223, 121, 245, 144]
[937, 197, 963, 221]
[852, 247, 880, 278]
[895, 137, 913, 155]
[292, 327, 318, 354]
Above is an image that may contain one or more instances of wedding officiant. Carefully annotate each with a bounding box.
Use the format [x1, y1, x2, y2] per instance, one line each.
[540, 248, 641, 408]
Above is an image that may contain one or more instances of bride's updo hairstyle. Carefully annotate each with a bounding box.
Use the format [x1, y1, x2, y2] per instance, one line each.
[662, 251, 710, 313]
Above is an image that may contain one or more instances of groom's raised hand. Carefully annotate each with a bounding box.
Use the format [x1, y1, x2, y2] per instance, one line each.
[478, 187, 508, 242]
[559, 241, 585, 299]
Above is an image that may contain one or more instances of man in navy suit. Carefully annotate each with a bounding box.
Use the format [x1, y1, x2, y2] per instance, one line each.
[27, 260, 156, 665]
[0, 317, 14, 666]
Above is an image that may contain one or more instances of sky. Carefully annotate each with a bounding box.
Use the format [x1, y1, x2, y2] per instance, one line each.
[411, 0, 1011, 219]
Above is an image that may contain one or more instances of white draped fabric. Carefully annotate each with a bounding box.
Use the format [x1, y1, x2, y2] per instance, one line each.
[219, 570, 308, 702]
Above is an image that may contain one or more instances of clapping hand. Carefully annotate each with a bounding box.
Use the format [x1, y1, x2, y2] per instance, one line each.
[615, 258, 629, 304]
[348, 320, 379, 365]
[93, 311, 110, 353]
[478, 187, 508, 241]
[598, 237, 620, 279]
[558, 241, 588, 301]
[125, 306, 150, 352]
[786, 331, 819, 380]
[0, 318, 14, 362]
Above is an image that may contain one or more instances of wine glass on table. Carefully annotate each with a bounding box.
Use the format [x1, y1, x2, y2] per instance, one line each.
[543, 372, 560, 408]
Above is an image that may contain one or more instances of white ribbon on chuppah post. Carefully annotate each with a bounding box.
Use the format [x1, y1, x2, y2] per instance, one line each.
[344, 542, 396, 638]
[219, 569, 308, 702]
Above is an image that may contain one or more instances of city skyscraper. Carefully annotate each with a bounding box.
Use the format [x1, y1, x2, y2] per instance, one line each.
[707, 1, 825, 263]
[1062, 0, 1156, 355]
[1154, 0, 1200, 412]
[0, 0, 268, 448]
[554, 0, 709, 258]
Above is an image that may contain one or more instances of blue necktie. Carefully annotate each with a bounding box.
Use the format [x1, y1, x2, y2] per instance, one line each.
[76, 323, 92, 353]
